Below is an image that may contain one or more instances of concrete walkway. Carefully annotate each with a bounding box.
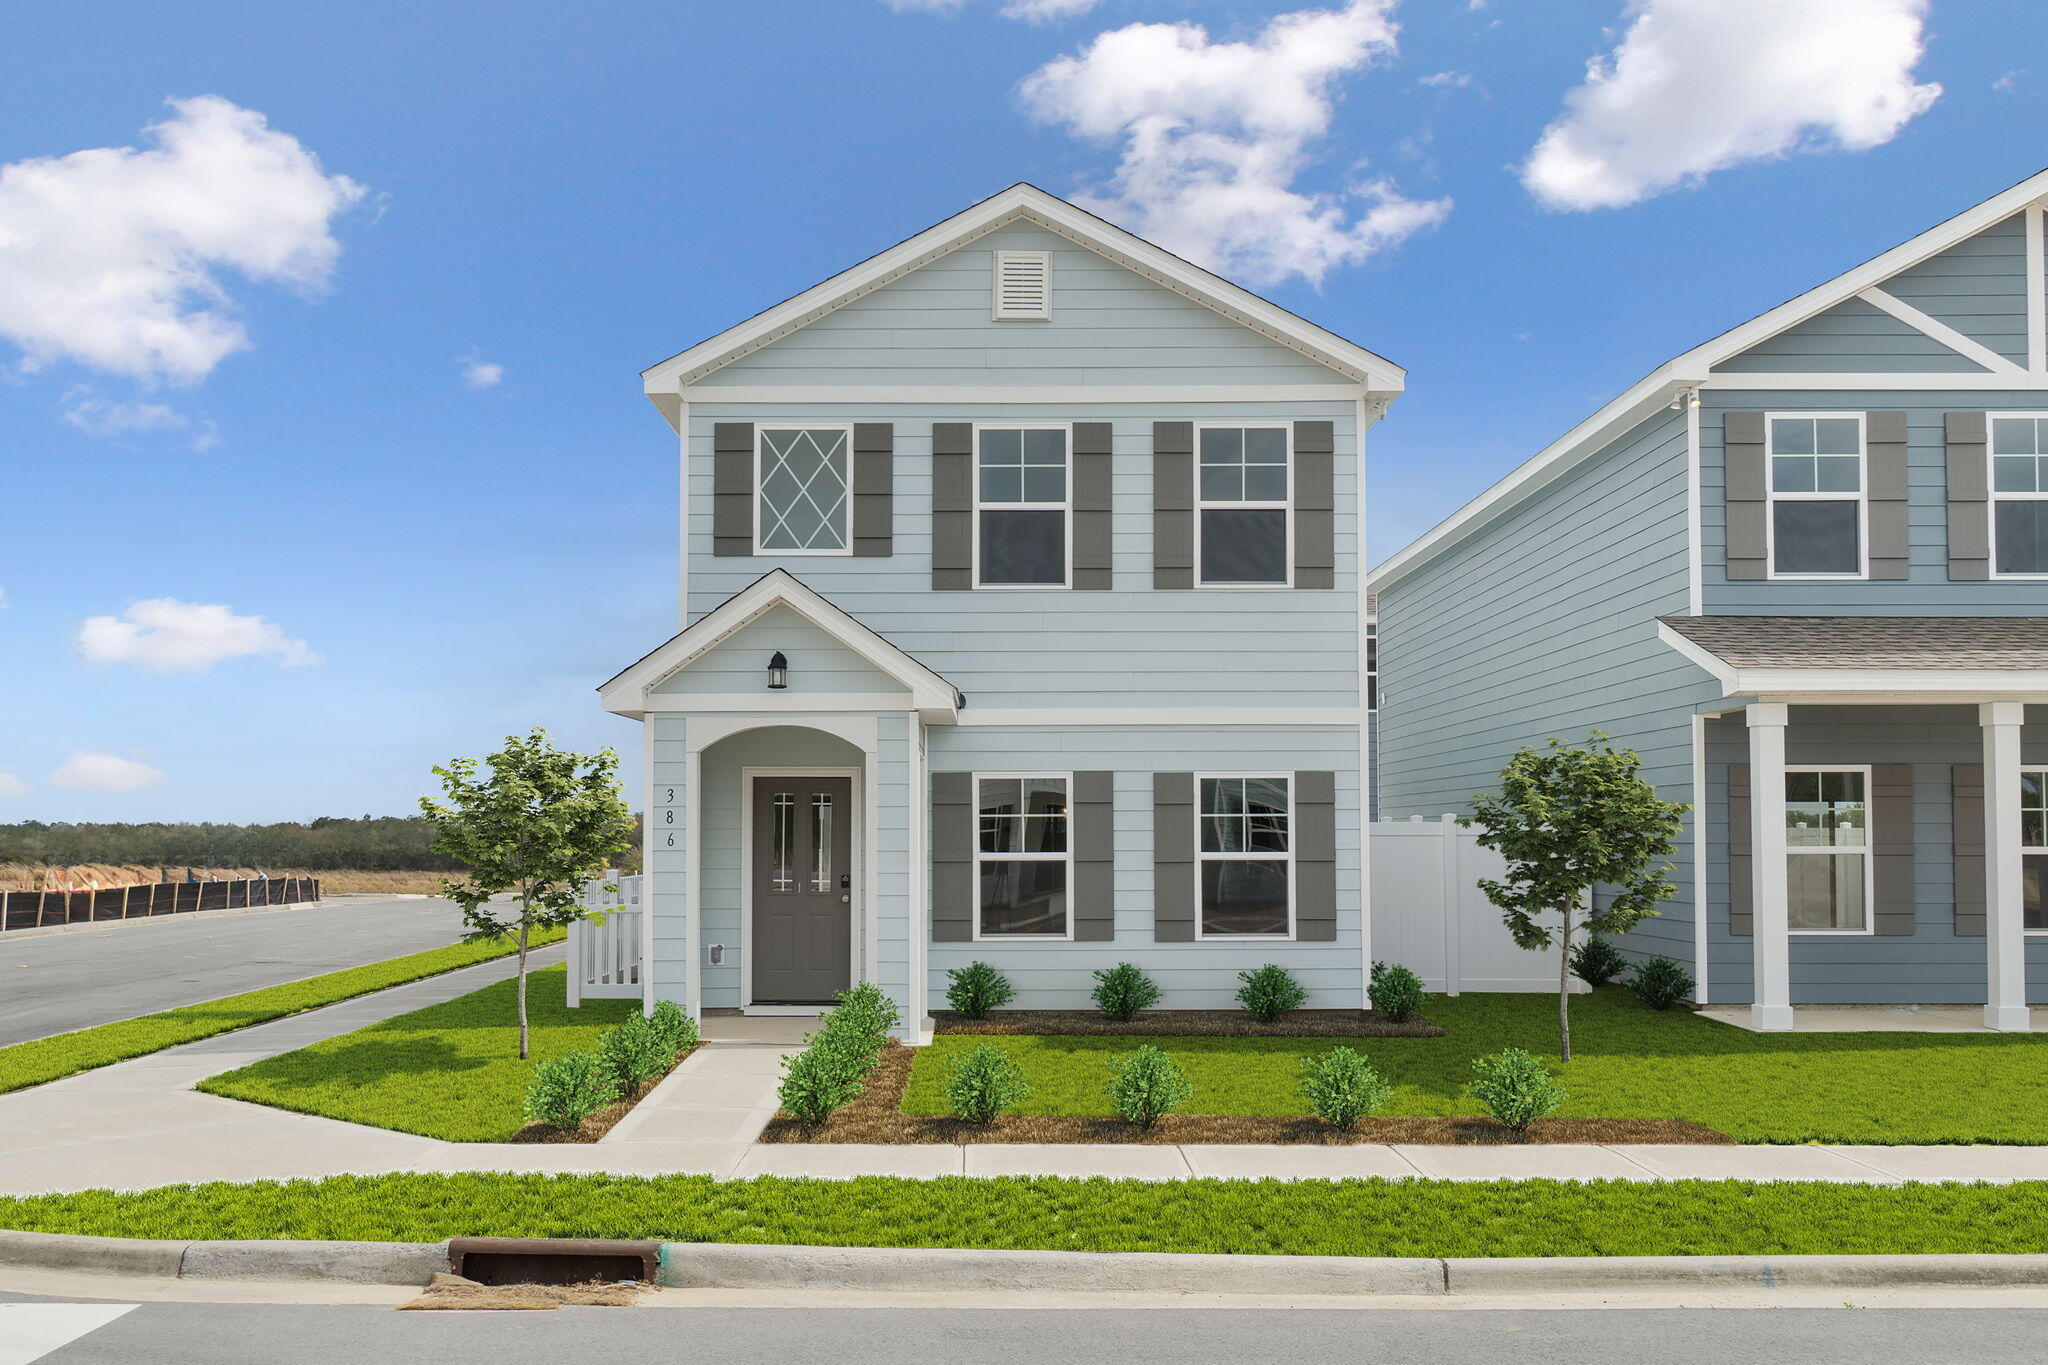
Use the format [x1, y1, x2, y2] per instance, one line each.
[4, 966, 2048, 1197]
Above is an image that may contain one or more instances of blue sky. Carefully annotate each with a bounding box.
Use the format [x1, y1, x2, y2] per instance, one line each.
[1, 0, 2044, 822]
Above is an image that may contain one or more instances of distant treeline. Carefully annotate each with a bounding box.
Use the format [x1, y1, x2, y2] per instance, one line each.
[0, 813, 645, 875]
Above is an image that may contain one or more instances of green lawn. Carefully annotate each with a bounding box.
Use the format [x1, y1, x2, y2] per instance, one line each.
[0, 927, 564, 1096]
[197, 964, 636, 1142]
[906, 989, 2048, 1144]
[3, 1171, 2047, 1257]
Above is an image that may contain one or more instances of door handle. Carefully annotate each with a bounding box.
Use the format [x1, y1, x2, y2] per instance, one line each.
[839, 894, 850, 904]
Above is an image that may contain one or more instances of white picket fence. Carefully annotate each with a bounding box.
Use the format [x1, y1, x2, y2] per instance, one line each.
[565, 872, 643, 1006]
[1370, 815, 1580, 995]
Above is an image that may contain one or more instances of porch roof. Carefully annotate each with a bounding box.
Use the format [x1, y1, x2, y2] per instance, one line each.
[1657, 615, 2048, 698]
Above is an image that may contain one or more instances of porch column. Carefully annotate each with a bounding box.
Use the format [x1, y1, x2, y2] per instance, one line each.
[1981, 701, 2031, 1032]
[1748, 703, 1795, 1031]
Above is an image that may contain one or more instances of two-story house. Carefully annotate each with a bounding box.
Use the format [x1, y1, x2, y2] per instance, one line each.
[1373, 170, 2048, 1032]
[601, 185, 1390, 1036]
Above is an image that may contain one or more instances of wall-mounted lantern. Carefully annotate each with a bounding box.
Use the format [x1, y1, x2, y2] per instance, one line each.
[766, 651, 789, 690]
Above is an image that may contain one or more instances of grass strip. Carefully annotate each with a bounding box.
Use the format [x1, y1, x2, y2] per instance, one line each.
[905, 988, 2048, 1145]
[4, 1172, 2047, 1257]
[196, 964, 636, 1142]
[0, 927, 563, 1096]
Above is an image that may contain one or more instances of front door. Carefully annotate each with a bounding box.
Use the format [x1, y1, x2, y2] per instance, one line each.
[750, 775, 853, 1005]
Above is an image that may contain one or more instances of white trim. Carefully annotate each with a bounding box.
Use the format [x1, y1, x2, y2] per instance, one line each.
[680, 384, 1368, 405]
[1654, 622, 2048, 697]
[906, 714, 930, 1040]
[953, 707, 1363, 727]
[1701, 371, 2048, 391]
[1690, 711, 1709, 1005]
[1684, 389, 1703, 615]
[641, 184, 1405, 406]
[643, 692, 915, 714]
[677, 396, 690, 631]
[752, 423, 854, 557]
[1747, 702, 1794, 1031]
[2030, 207, 2047, 377]
[641, 722, 658, 1019]
[972, 422, 1073, 590]
[2019, 762, 2048, 937]
[1193, 772, 1296, 942]
[1782, 764, 1877, 936]
[684, 743, 703, 1024]
[1856, 287, 2027, 377]
[1357, 396, 1375, 1009]
[1986, 412, 2048, 580]
[969, 772, 1076, 943]
[740, 766, 864, 1010]
[1193, 421, 1293, 588]
[1763, 411, 1867, 581]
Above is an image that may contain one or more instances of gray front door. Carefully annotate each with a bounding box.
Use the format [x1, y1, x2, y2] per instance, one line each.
[751, 775, 853, 1004]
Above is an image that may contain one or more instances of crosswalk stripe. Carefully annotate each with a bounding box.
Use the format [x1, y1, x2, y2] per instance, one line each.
[0, 1304, 138, 1365]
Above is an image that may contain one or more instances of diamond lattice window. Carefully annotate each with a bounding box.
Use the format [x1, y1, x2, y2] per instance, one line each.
[758, 428, 850, 552]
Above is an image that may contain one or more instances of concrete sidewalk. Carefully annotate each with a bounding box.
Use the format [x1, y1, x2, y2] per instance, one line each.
[4, 964, 2048, 1196]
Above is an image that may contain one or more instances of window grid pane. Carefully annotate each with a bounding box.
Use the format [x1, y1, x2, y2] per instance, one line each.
[975, 775, 1070, 936]
[758, 429, 849, 551]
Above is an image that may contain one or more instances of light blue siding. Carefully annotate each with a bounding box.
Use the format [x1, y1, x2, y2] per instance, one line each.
[652, 606, 907, 698]
[646, 716, 689, 1006]
[1712, 297, 1984, 374]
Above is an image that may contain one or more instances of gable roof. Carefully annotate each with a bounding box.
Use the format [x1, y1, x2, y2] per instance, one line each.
[641, 183, 1403, 427]
[1373, 166, 2048, 591]
[599, 569, 963, 722]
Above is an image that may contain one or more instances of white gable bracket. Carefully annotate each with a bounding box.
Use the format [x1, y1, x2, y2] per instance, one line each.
[1855, 287, 2027, 377]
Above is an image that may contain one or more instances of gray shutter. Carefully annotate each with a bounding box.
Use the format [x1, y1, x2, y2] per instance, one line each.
[1072, 771, 1114, 940]
[1293, 770, 1337, 941]
[1724, 413, 1767, 581]
[1072, 423, 1113, 590]
[932, 422, 973, 590]
[1866, 412, 1909, 581]
[1947, 412, 1990, 581]
[1953, 763, 1985, 936]
[1153, 772, 1195, 941]
[1153, 422, 1194, 589]
[713, 422, 754, 557]
[1292, 421, 1336, 590]
[1728, 763, 1751, 937]
[932, 772, 973, 942]
[1871, 763, 1915, 935]
[852, 423, 893, 557]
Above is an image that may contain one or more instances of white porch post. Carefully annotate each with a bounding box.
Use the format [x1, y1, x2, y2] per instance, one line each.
[1748, 703, 1795, 1031]
[1982, 700, 2032, 1032]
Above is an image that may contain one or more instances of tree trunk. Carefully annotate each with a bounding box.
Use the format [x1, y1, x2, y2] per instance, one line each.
[1556, 896, 1572, 1064]
[516, 894, 532, 1061]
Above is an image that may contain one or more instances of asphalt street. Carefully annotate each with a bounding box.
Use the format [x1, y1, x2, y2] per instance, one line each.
[0, 896, 471, 1045]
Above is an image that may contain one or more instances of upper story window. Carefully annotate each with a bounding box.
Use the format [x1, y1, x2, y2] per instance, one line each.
[1197, 425, 1290, 585]
[976, 425, 1069, 588]
[1197, 775, 1292, 938]
[1767, 413, 1865, 579]
[976, 775, 1070, 938]
[1990, 415, 2048, 578]
[757, 426, 851, 554]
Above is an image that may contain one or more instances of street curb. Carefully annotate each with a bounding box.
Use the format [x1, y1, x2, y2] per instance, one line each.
[0, 1230, 443, 1285]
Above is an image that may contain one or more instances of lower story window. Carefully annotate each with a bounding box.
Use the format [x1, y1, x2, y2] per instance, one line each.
[2022, 769, 2048, 930]
[976, 775, 1069, 937]
[1198, 775, 1290, 936]
[1786, 768, 1869, 932]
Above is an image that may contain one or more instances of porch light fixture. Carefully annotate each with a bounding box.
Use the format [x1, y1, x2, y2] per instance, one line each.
[766, 651, 789, 690]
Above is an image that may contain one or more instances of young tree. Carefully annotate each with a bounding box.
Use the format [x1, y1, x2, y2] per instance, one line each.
[420, 729, 635, 1059]
[1462, 733, 1688, 1062]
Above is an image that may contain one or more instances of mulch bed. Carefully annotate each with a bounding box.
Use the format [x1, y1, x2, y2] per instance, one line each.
[935, 1009, 1444, 1038]
[758, 1046, 1731, 1147]
[508, 1045, 699, 1145]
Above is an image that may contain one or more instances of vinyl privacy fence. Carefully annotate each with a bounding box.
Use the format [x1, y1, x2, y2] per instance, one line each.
[566, 872, 643, 1005]
[1369, 816, 1580, 996]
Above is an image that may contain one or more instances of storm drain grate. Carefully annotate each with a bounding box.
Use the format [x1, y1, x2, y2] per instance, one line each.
[446, 1237, 660, 1286]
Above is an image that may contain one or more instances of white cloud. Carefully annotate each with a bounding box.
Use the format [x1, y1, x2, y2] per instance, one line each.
[0, 772, 26, 798]
[884, 0, 965, 10]
[50, 753, 164, 792]
[77, 598, 319, 672]
[62, 390, 220, 449]
[1021, 0, 1449, 286]
[460, 353, 504, 389]
[0, 586, 9, 608]
[1522, 0, 1941, 212]
[1994, 70, 2022, 94]
[1001, 0, 1107, 19]
[0, 95, 366, 383]
[1418, 70, 1471, 88]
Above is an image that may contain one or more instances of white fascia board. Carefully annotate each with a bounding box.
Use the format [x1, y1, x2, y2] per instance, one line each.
[1702, 371, 2048, 391]
[679, 384, 1366, 405]
[599, 569, 960, 720]
[1656, 621, 1741, 691]
[1745, 670, 2048, 695]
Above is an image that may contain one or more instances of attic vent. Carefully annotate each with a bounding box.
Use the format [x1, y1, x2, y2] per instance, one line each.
[992, 250, 1051, 321]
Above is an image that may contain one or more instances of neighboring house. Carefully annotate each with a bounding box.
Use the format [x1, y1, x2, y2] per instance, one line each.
[1372, 170, 2048, 1031]
[602, 185, 1389, 1033]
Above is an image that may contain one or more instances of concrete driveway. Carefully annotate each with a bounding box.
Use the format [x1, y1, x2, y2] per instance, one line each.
[0, 896, 472, 1046]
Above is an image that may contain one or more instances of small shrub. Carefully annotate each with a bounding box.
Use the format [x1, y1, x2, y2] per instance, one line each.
[945, 962, 1016, 1020]
[522, 1050, 619, 1131]
[1569, 936, 1628, 988]
[1298, 1047, 1392, 1130]
[1369, 961, 1430, 1023]
[776, 1046, 865, 1125]
[1628, 955, 1695, 1010]
[1467, 1048, 1567, 1131]
[829, 981, 902, 1052]
[596, 1015, 669, 1095]
[1106, 1044, 1192, 1128]
[1236, 964, 1308, 1024]
[647, 999, 700, 1055]
[944, 1043, 1031, 1124]
[1091, 963, 1162, 1022]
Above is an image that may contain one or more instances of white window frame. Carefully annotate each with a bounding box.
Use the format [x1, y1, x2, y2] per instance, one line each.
[1193, 422, 1294, 589]
[1765, 411, 1868, 581]
[1785, 764, 1876, 937]
[1194, 771, 1296, 942]
[971, 421, 1073, 590]
[971, 771, 1075, 943]
[2021, 765, 2048, 935]
[1366, 620, 1378, 712]
[1987, 412, 2048, 581]
[753, 423, 855, 557]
